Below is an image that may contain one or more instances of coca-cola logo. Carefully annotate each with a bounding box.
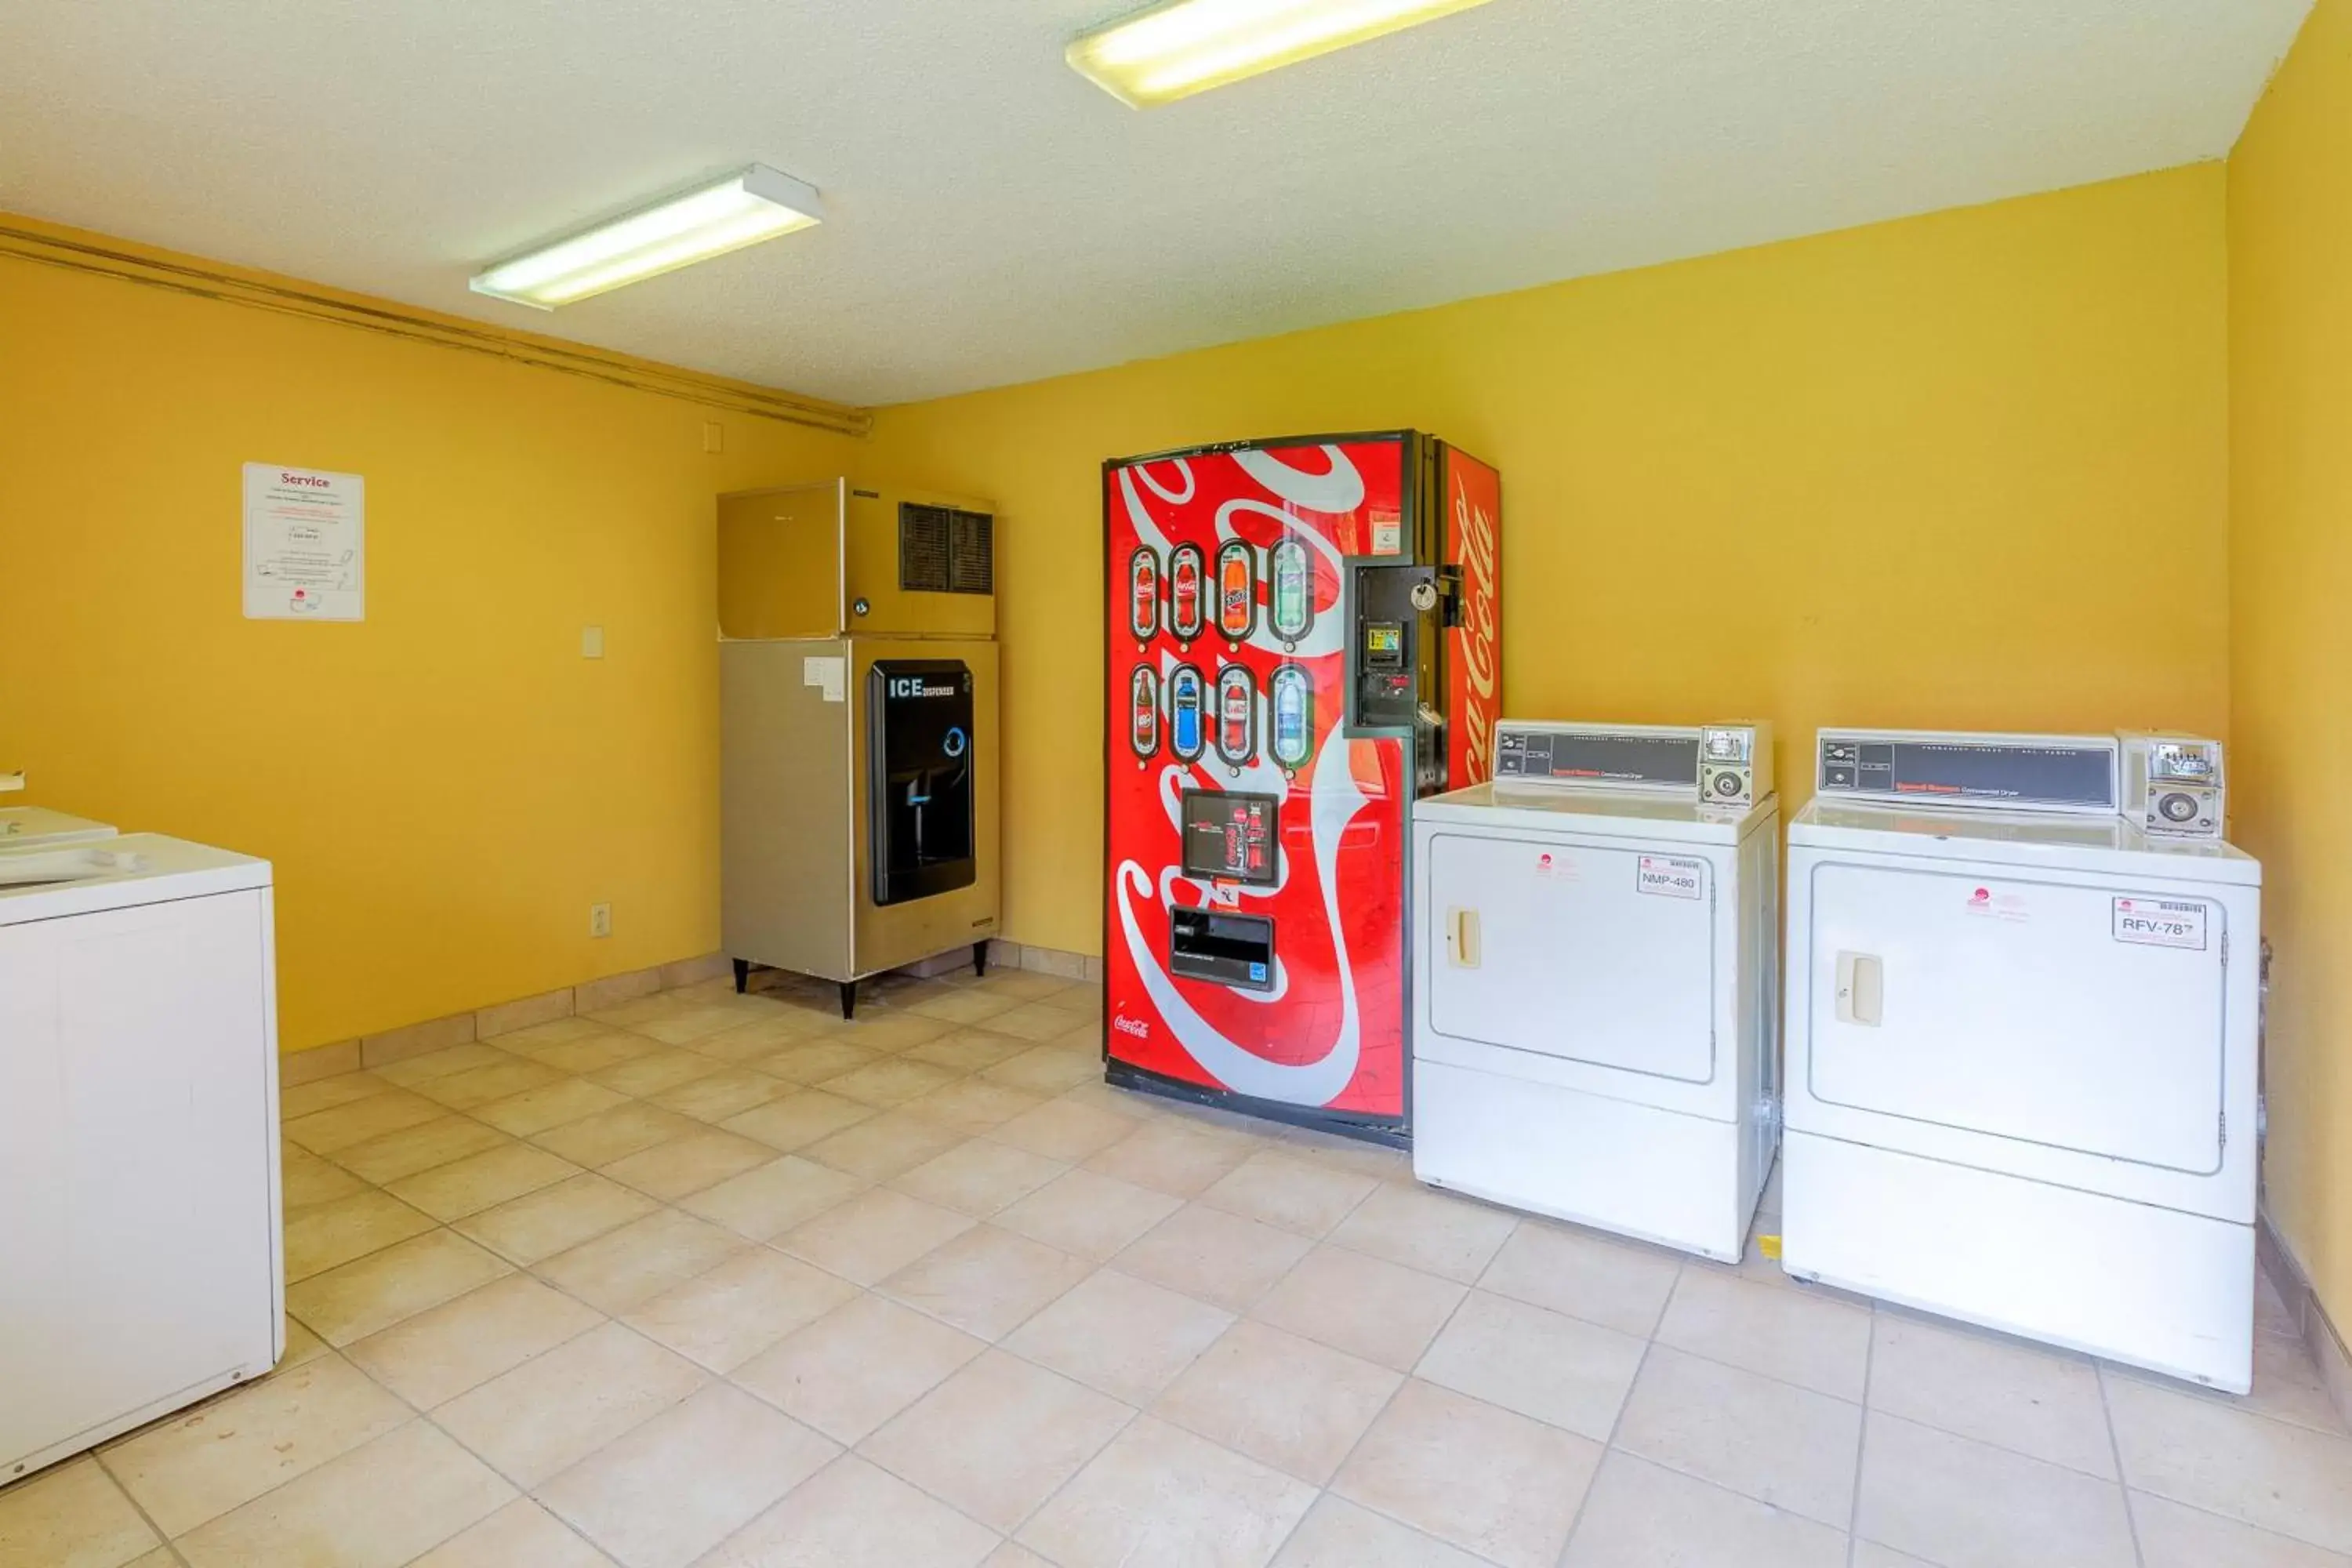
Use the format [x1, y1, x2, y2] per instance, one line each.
[1454, 476, 1501, 774]
[1111, 1014, 1150, 1040]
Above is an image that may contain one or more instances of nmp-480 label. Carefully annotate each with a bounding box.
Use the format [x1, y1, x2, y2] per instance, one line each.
[1637, 855, 1704, 899]
[2112, 897, 2208, 950]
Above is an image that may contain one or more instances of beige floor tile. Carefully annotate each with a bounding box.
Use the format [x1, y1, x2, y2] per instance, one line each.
[723, 1089, 878, 1151]
[455, 1171, 661, 1264]
[803, 1109, 969, 1181]
[530, 1032, 664, 1076]
[434, 1320, 706, 1486]
[1478, 1218, 1684, 1338]
[286, 1228, 514, 1345]
[1852, 1547, 1940, 1568]
[682, 1156, 867, 1240]
[1152, 1319, 1399, 1484]
[1856, 1410, 2135, 1568]
[387, 1142, 579, 1221]
[103, 1355, 409, 1536]
[880, 1224, 1091, 1341]
[592, 1047, 728, 1099]
[2107, 1370, 2352, 1552]
[1003, 1267, 1236, 1406]
[372, 1042, 514, 1087]
[1415, 1289, 1644, 1440]
[833, 1011, 961, 1054]
[536, 1208, 747, 1315]
[330, 1112, 512, 1185]
[1867, 1313, 2115, 1478]
[413, 1056, 563, 1111]
[345, 1272, 604, 1407]
[734, 1293, 988, 1443]
[488, 1014, 609, 1051]
[647, 1066, 793, 1123]
[279, 1071, 394, 1121]
[1018, 1415, 1313, 1568]
[409, 1497, 613, 1568]
[1198, 1151, 1377, 1239]
[284, 1087, 455, 1155]
[1563, 1450, 1849, 1567]
[282, 1188, 439, 1279]
[982, 1544, 1055, 1568]
[825, 1057, 963, 1109]
[1053, 1080, 1162, 1124]
[691, 1016, 812, 1064]
[907, 988, 1025, 1025]
[1327, 1183, 1516, 1283]
[602, 1127, 779, 1200]
[906, 1028, 1033, 1073]
[535, 1102, 704, 1167]
[2132, 1489, 2352, 1568]
[541, 1384, 837, 1568]
[281, 1142, 372, 1209]
[281, 1314, 332, 1367]
[631, 1004, 757, 1047]
[588, 994, 694, 1029]
[994, 1168, 1181, 1260]
[1114, 1204, 1315, 1312]
[1334, 1378, 1600, 1568]
[759, 1039, 887, 1087]
[625, 1249, 858, 1372]
[695, 1454, 999, 1568]
[470, 1076, 630, 1136]
[971, 971, 1071, 1002]
[905, 1078, 1048, 1133]
[1614, 1345, 1860, 1527]
[1249, 1243, 1465, 1371]
[2114, 1332, 2352, 1439]
[1655, 1265, 1871, 1401]
[983, 1044, 1103, 1096]
[891, 1139, 1069, 1218]
[173, 1418, 512, 1568]
[777, 1186, 975, 1286]
[865, 1350, 1132, 1532]
[0, 1457, 158, 1568]
[1083, 1119, 1255, 1198]
[1269, 1494, 1489, 1567]
[984, 1002, 1091, 1042]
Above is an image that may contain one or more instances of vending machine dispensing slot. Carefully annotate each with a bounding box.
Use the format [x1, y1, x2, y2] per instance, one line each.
[1170, 907, 1276, 992]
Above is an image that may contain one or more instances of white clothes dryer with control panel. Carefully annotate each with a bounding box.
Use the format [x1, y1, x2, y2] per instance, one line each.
[1411, 720, 1780, 1261]
[0, 806, 116, 845]
[1783, 728, 2260, 1391]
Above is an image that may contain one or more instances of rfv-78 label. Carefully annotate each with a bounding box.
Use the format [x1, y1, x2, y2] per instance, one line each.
[2112, 897, 2208, 950]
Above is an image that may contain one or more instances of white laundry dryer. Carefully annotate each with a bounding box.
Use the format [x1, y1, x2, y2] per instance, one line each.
[1782, 729, 2260, 1391]
[1411, 720, 1780, 1261]
[0, 806, 116, 844]
[0, 833, 283, 1481]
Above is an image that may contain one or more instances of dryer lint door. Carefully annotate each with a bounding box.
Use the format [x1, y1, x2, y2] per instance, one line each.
[1425, 829, 1715, 1083]
[1803, 860, 2225, 1176]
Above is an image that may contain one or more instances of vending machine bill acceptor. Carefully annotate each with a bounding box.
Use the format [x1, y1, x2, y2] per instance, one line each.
[1102, 432, 1501, 1142]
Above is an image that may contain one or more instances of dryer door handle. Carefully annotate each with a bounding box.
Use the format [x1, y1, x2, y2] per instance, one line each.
[1835, 951, 1883, 1026]
[1446, 906, 1482, 969]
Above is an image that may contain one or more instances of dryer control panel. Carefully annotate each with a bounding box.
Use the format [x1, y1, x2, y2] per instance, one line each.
[1813, 730, 2119, 815]
[1495, 719, 1773, 808]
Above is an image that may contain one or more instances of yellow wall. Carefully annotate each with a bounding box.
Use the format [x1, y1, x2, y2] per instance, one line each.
[2229, 0, 2352, 1327]
[0, 227, 863, 1051]
[869, 164, 2233, 956]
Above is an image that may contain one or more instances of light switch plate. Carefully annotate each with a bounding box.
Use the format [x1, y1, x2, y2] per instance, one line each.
[582, 626, 604, 659]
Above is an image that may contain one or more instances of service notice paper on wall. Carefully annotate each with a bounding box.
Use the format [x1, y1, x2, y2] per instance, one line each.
[244, 463, 364, 620]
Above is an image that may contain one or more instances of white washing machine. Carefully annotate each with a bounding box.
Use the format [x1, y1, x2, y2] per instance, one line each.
[1783, 729, 2260, 1391]
[0, 806, 117, 844]
[0, 833, 283, 1481]
[1412, 720, 1780, 1261]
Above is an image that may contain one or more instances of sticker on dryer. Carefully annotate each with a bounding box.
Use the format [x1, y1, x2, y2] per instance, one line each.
[1532, 850, 1580, 882]
[1637, 855, 1704, 899]
[2113, 898, 2209, 950]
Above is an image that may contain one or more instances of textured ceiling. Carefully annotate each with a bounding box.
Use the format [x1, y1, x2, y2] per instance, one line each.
[0, 1, 2310, 405]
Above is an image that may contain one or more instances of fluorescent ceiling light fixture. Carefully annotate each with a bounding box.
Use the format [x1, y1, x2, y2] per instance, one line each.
[470, 165, 823, 309]
[1068, 0, 1497, 107]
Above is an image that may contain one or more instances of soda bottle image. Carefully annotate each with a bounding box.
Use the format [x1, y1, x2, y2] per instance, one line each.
[1129, 666, 1159, 757]
[1128, 546, 1160, 641]
[1269, 537, 1313, 643]
[1269, 662, 1312, 770]
[1215, 664, 1256, 765]
[1169, 544, 1205, 641]
[1168, 664, 1206, 761]
[1216, 541, 1256, 641]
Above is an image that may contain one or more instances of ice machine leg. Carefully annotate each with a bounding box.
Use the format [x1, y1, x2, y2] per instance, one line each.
[973, 941, 989, 977]
[732, 958, 750, 995]
[838, 979, 858, 1019]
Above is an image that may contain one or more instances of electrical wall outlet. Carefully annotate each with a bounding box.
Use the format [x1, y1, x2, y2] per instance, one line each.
[589, 903, 612, 939]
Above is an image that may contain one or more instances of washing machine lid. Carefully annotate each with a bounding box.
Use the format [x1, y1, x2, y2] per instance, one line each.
[0, 833, 272, 926]
[0, 807, 117, 845]
[1789, 799, 2259, 887]
[1417, 782, 1769, 845]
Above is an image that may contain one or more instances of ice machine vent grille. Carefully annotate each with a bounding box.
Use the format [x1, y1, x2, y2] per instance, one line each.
[900, 503, 993, 595]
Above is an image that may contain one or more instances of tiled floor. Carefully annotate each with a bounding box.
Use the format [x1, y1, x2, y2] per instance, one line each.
[8, 964, 2352, 1568]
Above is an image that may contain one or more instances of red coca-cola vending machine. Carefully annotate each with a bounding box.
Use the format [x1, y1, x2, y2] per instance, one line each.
[1102, 432, 1501, 1144]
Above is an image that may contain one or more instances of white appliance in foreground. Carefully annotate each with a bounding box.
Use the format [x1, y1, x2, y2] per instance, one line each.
[0, 806, 117, 844]
[1783, 728, 2259, 1391]
[0, 834, 283, 1482]
[1412, 720, 1780, 1261]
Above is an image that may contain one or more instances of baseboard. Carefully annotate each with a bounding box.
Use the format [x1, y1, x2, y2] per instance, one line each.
[2259, 1207, 2352, 1428]
[985, 938, 1104, 983]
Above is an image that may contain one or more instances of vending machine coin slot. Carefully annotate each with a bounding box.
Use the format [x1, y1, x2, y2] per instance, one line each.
[1169, 544, 1206, 642]
[1169, 906, 1276, 992]
[1168, 665, 1207, 762]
